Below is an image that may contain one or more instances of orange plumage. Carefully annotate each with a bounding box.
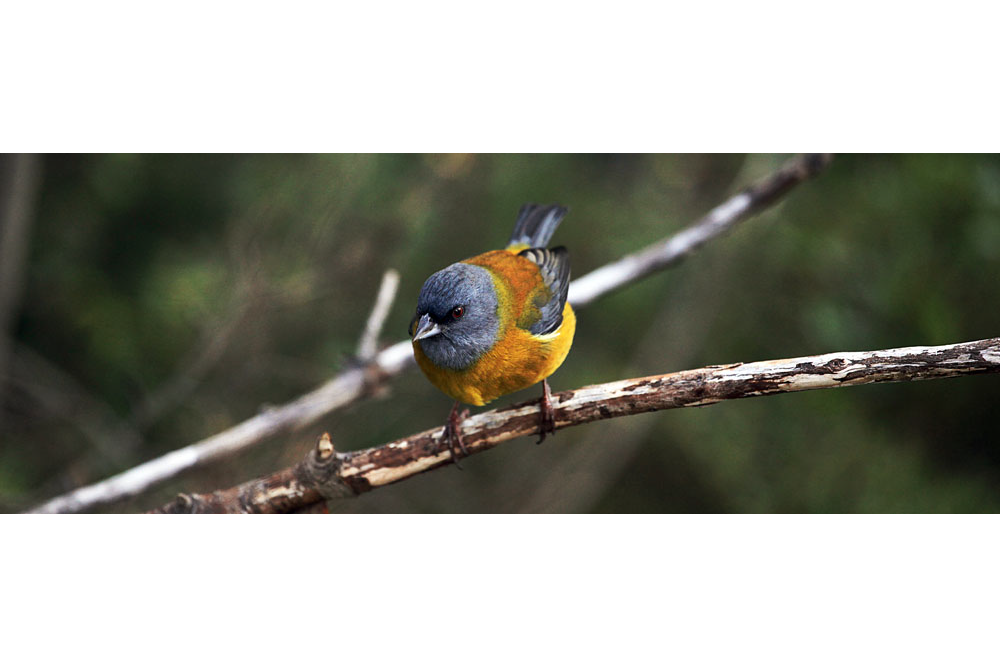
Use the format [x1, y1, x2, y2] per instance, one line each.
[413, 249, 576, 406]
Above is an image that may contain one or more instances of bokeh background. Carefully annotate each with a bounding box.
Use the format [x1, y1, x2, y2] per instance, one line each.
[2, 153, 999, 513]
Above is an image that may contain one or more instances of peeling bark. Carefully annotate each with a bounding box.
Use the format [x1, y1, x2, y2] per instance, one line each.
[151, 337, 1000, 514]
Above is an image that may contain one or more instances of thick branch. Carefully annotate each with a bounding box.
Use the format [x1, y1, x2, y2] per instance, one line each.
[32, 153, 833, 514]
[151, 337, 1000, 513]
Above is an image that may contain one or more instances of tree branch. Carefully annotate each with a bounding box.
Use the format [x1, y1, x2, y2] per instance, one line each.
[30, 153, 833, 513]
[355, 268, 400, 363]
[149, 337, 1000, 513]
[568, 153, 832, 307]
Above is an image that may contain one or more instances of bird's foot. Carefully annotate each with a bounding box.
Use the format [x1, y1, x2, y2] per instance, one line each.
[443, 401, 470, 468]
[537, 379, 556, 444]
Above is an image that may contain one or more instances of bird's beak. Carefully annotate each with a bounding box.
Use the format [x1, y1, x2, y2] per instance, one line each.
[411, 313, 441, 341]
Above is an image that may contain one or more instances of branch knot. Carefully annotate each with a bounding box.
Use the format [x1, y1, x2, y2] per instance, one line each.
[301, 446, 358, 500]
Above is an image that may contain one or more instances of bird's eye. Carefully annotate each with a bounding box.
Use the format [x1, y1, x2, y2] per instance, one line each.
[451, 306, 465, 319]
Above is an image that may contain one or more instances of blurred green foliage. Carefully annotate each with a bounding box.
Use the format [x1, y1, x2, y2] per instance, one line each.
[2, 154, 998, 512]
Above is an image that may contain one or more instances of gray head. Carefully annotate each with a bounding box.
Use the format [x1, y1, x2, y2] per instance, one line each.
[410, 263, 500, 371]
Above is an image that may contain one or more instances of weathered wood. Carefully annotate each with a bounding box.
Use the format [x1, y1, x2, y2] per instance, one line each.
[151, 337, 1000, 513]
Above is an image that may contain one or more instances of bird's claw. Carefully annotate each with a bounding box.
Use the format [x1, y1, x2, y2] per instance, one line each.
[443, 402, 470, 468]
[537, 379, 557, 444]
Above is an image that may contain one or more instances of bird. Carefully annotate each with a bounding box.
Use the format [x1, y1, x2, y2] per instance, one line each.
[409, 203, 575, 465]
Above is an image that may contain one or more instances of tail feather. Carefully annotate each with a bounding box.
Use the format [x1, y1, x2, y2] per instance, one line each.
[507, 203, 568, 249]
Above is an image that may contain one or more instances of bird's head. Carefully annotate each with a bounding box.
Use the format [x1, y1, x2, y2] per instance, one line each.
[410, 263, 500, 371]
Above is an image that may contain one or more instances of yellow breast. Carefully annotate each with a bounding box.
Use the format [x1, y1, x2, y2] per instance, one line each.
[413, 301, 575, 406]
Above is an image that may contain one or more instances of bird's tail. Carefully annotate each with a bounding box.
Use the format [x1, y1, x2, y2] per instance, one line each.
[507, 203, 568, 250]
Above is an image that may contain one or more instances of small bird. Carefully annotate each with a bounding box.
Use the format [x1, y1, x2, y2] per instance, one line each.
[409, 203, 575, 464]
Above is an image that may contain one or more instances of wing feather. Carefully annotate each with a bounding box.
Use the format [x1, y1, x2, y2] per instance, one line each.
[518, 246, 571, 335]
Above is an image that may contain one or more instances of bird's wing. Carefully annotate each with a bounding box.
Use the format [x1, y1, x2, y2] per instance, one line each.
[518, 246, 571, 335]
[507, 204, 568, 250]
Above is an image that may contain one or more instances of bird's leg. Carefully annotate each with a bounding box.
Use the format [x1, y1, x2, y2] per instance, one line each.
[537, 378, 556, 444]
[443, 400, 470, 467]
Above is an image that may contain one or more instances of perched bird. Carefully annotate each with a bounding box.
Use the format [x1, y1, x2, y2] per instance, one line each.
[409, 203, 575, 464]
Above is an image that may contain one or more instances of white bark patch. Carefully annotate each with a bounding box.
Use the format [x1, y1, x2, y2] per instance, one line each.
[363, 453, 450, 487]
[257, 483, 305, 503]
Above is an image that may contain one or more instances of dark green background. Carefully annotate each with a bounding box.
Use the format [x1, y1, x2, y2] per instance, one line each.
[3, 154, 998, 512]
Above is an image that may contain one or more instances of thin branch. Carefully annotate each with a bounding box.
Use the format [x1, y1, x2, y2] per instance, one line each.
[149, 337, 1000, 513]
[568, 153, 832, 307]
[355, 269, 400, 363]
[30, 153, 833, 514]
